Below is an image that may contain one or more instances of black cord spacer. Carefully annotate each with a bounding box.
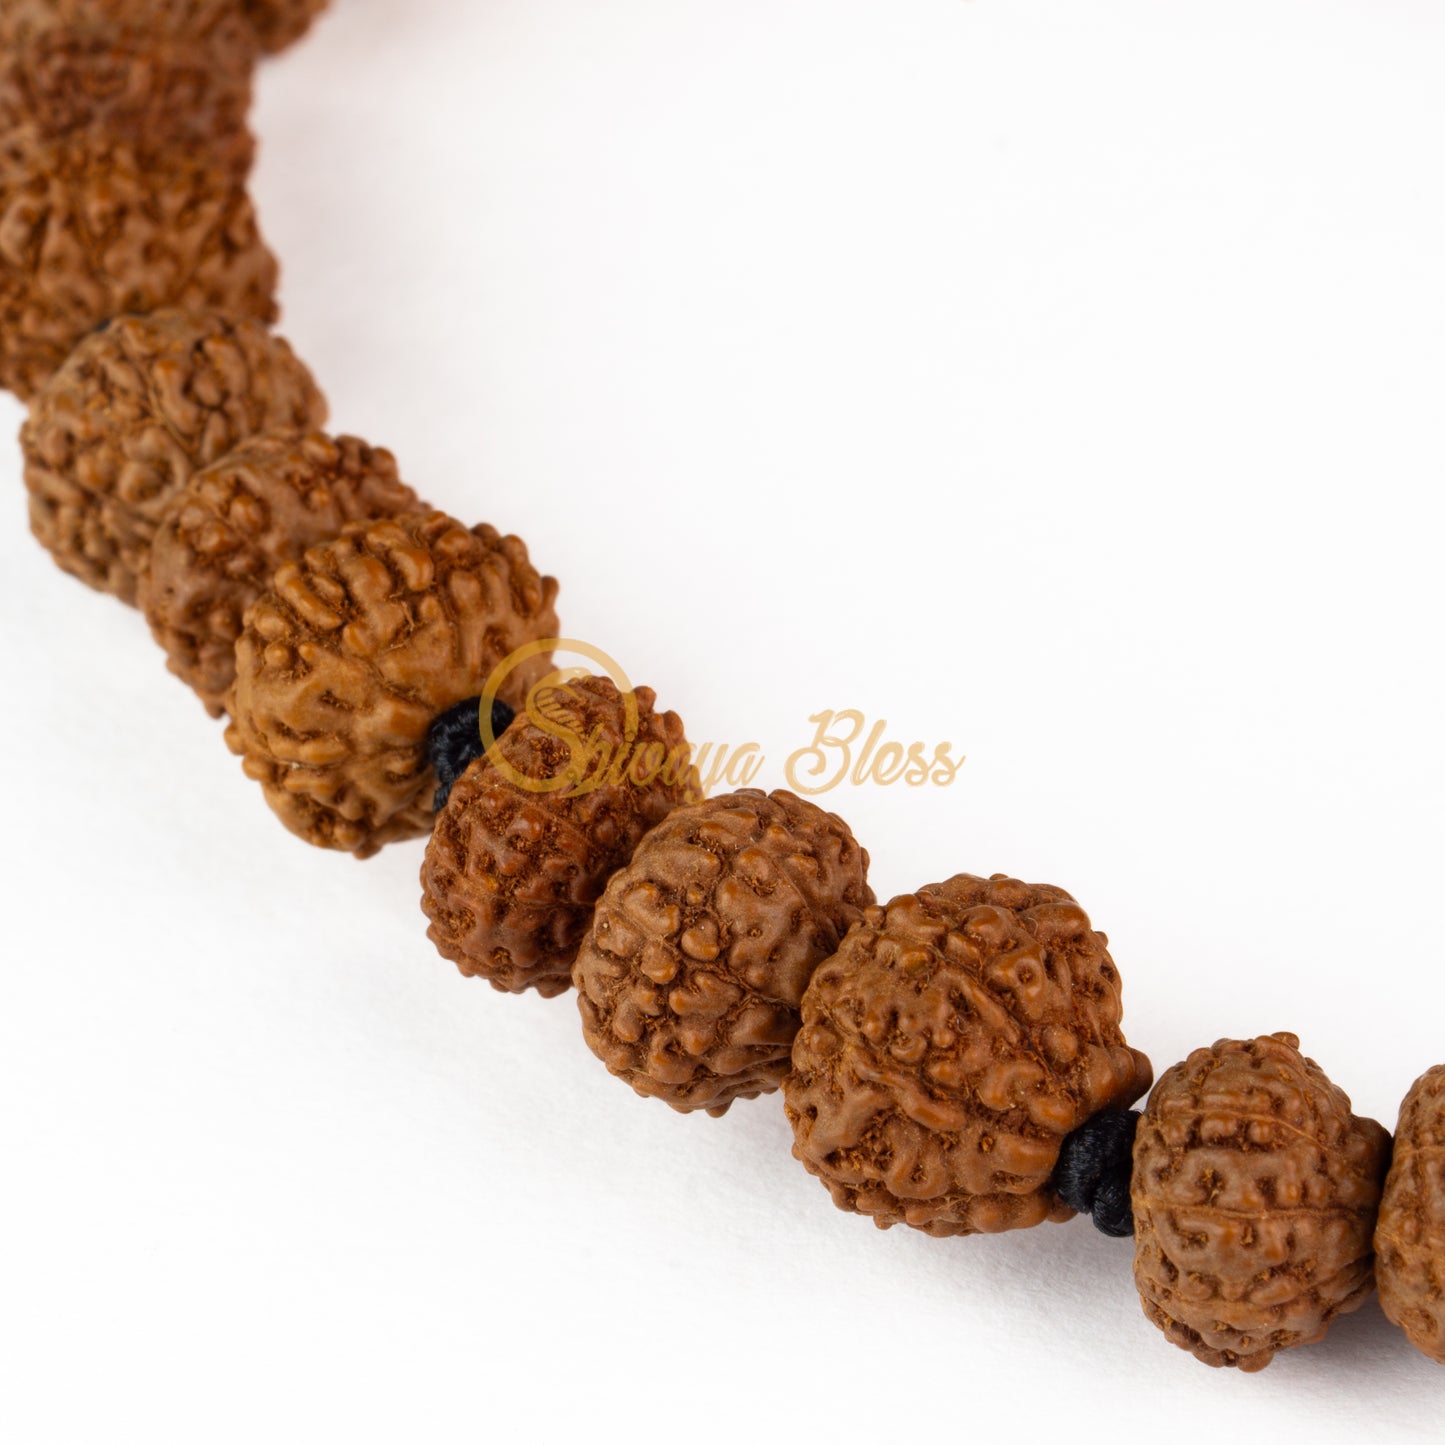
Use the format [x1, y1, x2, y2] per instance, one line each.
[1054, 1108, 1141, 1238]
[427, 695, 516, 810]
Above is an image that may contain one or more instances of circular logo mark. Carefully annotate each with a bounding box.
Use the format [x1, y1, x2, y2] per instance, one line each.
[478, 637, 646, 796]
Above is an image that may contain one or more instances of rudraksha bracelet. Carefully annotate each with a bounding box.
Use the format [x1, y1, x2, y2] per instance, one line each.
[4, 0, 1439, 1375]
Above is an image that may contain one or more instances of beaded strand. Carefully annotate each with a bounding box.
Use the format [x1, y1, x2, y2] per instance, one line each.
[4, 0, 1442, 1374]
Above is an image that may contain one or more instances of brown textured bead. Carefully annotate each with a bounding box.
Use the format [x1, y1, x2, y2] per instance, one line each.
[0, 0, 312, 54]
[224, 510, 561, 859]
[422, 675, 701, 999]
[0, 19, 255, 176]
[22, 309, 326, 604]
[784, 873, 1152, 1237]
[1132, 1032, 1390, 1372]
[1375, 1065, 1445, 1364]
[0, 0, 250, 42]
[574, 789, 874, 1115]
[0, 132, 279, 400]
[137, 430, 422, 717]
[241, 0, 327, 52]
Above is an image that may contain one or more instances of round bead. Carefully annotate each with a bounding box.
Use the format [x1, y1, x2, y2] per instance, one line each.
[0, 132, 279, 400]
[223, 510, 561, 858]
[240, 0, 327, 53]
[575, 789, 873, 1115]
[0, 1, 247, 43]
[1131, 1032, 1390, 1371]
[21, 308, 326, 603]
[1375, 1064, 1445, 1364]
[422, 674, 698, 999]
[0, 0, 314, 55]
[0, 16, 255, 175]
[783, 873, 1152, 1237]
[138, 430, 421, 716]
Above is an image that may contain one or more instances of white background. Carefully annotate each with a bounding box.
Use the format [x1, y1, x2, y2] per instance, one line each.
[3, 0, 1444, 1439]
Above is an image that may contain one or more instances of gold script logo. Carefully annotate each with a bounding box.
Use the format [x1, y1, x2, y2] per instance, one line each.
[785, 710, 961, 795]
[479, 638, 705, 799]
[479, 639, 963, 797]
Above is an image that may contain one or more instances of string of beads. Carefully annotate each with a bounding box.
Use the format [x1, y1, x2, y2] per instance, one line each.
[5, 0, 1444, 1374]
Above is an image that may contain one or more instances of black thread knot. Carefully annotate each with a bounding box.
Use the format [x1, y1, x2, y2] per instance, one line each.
[427, 695, 516, 810]
[1054, 1108, 1141, 1238]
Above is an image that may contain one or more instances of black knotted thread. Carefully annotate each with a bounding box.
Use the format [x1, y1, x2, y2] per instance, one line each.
[427, 695, 516, 810]
[1054, 1108, 1141, 1238]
